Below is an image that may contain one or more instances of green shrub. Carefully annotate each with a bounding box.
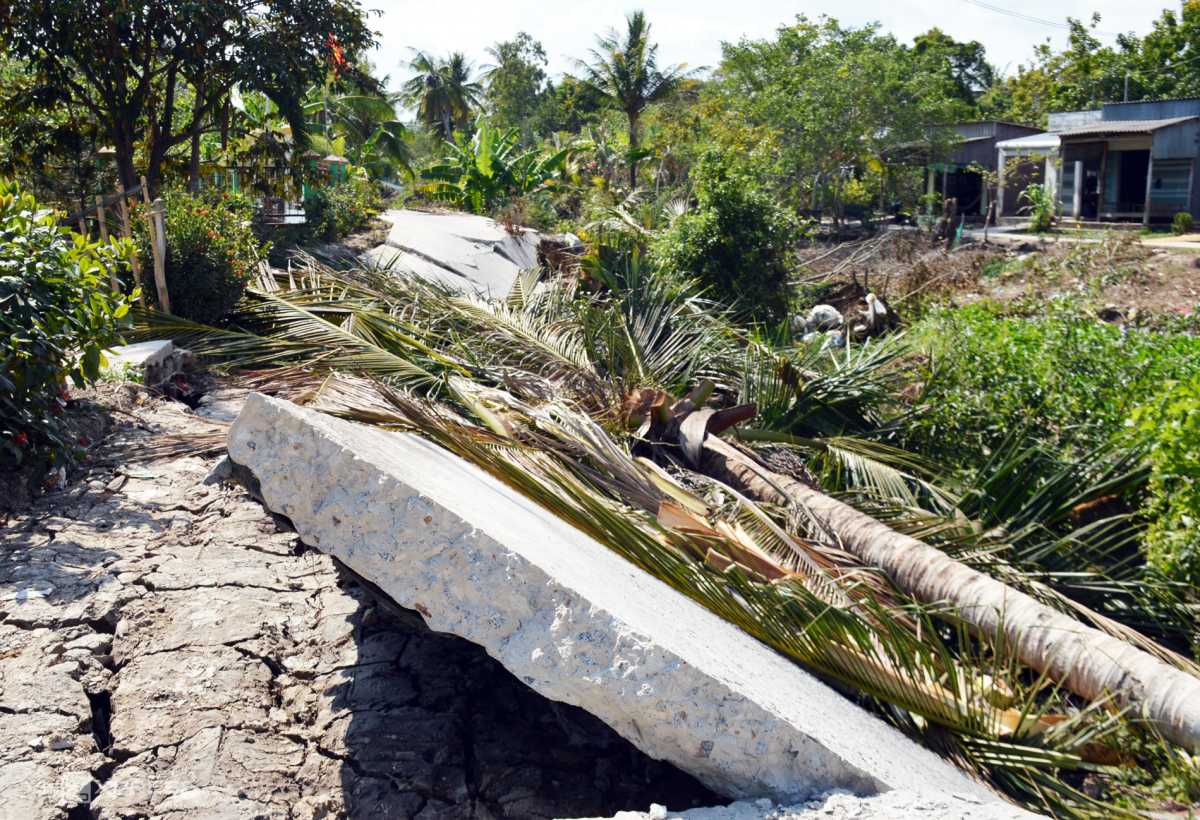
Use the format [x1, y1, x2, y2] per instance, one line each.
[0, 177, 136, 480]
[137, 190, 265, 325]
[302, 178, 382, 243]
[905, 303, 1200, 465]
[651, 148, 797, 324]
[1126, 377, 1200, 585]
[1172, 211, 1194, 236]
[1018, 182, 1056, 233]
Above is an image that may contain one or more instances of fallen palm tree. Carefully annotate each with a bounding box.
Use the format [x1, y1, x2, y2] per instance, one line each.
[131, 256, 1199, 815]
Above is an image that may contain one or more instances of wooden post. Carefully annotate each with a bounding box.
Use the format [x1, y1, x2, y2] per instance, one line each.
[116, 183, 144, 305]
[94, 195, 119, 292]
[141, 179, 168, 312]
[150, 198, 170, 315]
[1144, 154, 1155, 227]
[141, 178, 170, 314]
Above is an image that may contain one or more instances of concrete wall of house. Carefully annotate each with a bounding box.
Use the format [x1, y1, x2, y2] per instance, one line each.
[1048, 111, 1101, 132]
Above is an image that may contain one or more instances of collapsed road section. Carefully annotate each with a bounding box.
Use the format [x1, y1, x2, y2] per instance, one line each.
[226, 393, 1006, 807]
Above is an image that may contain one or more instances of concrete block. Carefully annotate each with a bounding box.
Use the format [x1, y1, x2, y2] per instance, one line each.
[226, 394, 997, 805]
[103, 340, 194, 386]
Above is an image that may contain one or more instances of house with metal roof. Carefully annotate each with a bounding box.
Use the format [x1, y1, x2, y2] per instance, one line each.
[1056, 97, 1200, 223]
[994, 111, 1100, 218]
[921, 121, 1045, 219]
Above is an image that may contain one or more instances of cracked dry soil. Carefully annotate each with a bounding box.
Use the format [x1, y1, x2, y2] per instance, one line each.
[0, 386, 720, 819]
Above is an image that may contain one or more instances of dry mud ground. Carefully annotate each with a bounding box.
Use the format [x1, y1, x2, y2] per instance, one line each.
[0, 385, 720, 819]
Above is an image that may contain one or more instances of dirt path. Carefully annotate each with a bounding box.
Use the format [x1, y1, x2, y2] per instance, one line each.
[0, 387, 717, 819]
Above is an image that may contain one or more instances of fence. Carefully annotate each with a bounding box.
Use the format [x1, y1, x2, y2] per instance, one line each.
[59, 177, 170, 315]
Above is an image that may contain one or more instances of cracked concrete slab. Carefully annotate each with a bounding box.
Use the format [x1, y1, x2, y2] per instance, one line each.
[0, 381, 723, 819]
[364, 209, 542, 297]
[226, 393, 999, 806]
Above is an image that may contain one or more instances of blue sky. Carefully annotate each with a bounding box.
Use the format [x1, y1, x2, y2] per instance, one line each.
[368, 1, 1175, 90]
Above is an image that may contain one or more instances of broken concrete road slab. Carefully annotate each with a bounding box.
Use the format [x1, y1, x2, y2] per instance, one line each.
[227, 393, 998, 805]
[363, 209, 541, 297]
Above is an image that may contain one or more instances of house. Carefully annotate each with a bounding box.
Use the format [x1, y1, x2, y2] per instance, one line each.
[921, 121, 1045, 218]
[994, 111, 1101, 218]
[1056, 97, 1200, 223]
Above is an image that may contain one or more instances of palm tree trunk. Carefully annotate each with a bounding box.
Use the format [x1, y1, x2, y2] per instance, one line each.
[698, 434, 1200, 753]
[627, 112, 639, 188]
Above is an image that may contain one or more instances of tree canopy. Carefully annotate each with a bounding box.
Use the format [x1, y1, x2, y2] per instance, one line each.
[0, 0, 378, 194]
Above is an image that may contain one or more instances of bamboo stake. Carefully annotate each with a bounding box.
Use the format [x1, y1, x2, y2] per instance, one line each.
[116, 183, 144, 305]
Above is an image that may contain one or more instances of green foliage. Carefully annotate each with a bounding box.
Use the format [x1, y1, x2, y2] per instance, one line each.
[303, 178, 382, 243]
[571, 11, 697, 185]
[419, 115, 572, 213]
[138, 191, 265, 325]
[651, 148, 797, 324]
[1018, 182, 1056, 233]
[981, 5, 1200, 125]
[1126, 377, 1200, 586]
[483, 33, 548, 147]
[0, 178, 135, 478]
[1172, 211, 1194, 236]
[402, 51, 482, 140]
[0, 0, 377, 194]
[715, 16, 966, 215]
[906, 303, 1200, 465]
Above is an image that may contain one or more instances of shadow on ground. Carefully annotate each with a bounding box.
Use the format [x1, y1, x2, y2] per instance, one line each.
[325, 560, 723, 819]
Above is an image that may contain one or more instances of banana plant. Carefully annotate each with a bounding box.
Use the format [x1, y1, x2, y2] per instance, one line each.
[418, 115, 574, 213]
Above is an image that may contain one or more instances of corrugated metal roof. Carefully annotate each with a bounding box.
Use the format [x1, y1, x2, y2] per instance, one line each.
[1057, 116, 1198, 137]
[1104, 95, 1200, 106]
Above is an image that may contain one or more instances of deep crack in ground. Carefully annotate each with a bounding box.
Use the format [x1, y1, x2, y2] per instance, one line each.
[0, 383, 721, 819]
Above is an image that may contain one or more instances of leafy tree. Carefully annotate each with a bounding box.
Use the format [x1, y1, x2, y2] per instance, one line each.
[402, 50, 482, 140]
[483, 33, 548, 149]
[651, 146, 797, 324]
[305, 72, 413, 180]
[0, 0, 377, 195]
[0, 55, 108, 211]
[979, 6, 1200, 125]
[912, 28, 996, 107]
[533, 77, 607, 136]
[572, 11, 697, 186]
[715, 16, 962, 218]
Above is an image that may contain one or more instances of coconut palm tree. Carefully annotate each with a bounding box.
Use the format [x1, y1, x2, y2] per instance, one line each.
[572, 11, 698, 187]
[401, 50, 483, 140]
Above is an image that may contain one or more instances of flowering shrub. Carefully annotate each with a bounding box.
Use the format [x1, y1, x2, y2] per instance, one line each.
[302, 178, 382, 243]
[0, 177, 136, 481]
[136, 190, 266, 325]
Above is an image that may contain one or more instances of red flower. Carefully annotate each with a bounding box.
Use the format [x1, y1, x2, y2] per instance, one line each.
[327, 33, 347, 76]
[51, 405, 62, 415]
[57, 388, 69, 401]
[78, 435, 89, 446]
[14, 432, 28, 446]
[207, 231, 216, 238]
